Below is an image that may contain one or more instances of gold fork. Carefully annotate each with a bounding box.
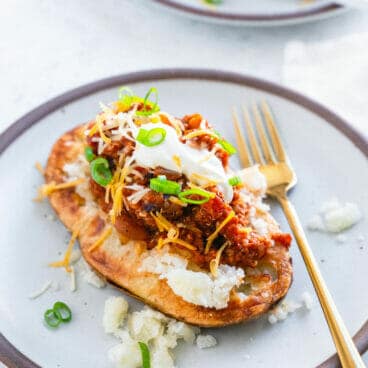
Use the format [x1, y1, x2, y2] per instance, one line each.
[232, 102, 365, 368]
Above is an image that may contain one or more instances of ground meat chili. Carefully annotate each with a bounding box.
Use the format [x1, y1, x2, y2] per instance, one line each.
[85, 111, 291, 271]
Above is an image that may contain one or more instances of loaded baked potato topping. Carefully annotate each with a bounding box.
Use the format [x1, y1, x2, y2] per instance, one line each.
[43, 88, 293, 326]
[84, 88, 291, 273]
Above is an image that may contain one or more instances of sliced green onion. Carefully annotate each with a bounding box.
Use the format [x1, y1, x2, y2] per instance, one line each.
[228, 176, 242, 186]
[136, 87, 160, 116]
[53, 301, 72, 323]
[44, 309, 61, 328]
[214, 131, 237, 155]
[178, 188, 214, 205]
[118, 86, 134, 102]
[137, 127, 166, 147]
[117, 86, 140, 111]
[205, 0, 222, 4]
[84, 146, 96, 162]
[90, 157, 112, 187]
[218, 139, 237, 155]
[150, 177, 181, 195]
[138, 342, 151, 368]
[117, 86, 160, 116]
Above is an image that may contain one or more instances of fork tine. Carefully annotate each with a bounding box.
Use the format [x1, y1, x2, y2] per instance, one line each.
[232, 109, 252, 168]
[252, 103, 275, 164]
[261, 101, 287, 162]
[242, 106, 263, 165]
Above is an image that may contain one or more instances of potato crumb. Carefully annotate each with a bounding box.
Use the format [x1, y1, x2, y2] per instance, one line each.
[196, 334, 217, 349]
[103, 296, 129, 334]
[307, 198, 362, 233]
[103, 297, 201, 368]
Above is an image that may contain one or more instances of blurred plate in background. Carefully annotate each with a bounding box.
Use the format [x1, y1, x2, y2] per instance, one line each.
[152, 0, 346, 26]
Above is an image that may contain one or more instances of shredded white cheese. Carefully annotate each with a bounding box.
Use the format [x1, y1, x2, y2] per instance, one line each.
[70, 266, 77, 292]
[77, 258, 106, 288]
[28, 281, 53, 300]
[63, 155, 98, 210]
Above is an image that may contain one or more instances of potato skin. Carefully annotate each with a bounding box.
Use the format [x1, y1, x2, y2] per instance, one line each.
[45, 126, 293, 327]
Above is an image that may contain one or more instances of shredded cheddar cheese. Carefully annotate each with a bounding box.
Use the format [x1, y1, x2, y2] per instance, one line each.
[151, 212, 176, 232]
[169, 196, 187, 207]
[151, 213, 196, 251]
[97, 118, 112, 144]
[210, 241, 229, 277]
[88, 113, 111, 144]
[167, 227, 179, 239]
[35, 178, 85, 201]
[49, 227, 80, 273]
[172, 155, 182, 170]
[161, 237, 197, 251]
[159, 113, 183, 136]
[107, 156, 135, 223]
[239, 227, 252, 234]
[150, 213, 164, 232]
[156, 237, 165, 250]
[88, 227, 113, 252]
[99, 102, 114, 115]
[189, 173, 218, 187]
[205, 210, 235, 254]
[182, 130, 218, 141]
[34, 161, 44, 175]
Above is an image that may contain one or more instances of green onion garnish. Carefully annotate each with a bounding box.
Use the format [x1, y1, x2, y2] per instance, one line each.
[204, 0, 222, 3]
[136, 87, 160, 116]
[84, 146, 96, 162]
[150, 177, 181, 195]
[53, 301, 72, 323]
[214, 131, 237, 155]
[178, 188, 214, 205]
[228, 176, 242, 186]
[138, 342, 151, 368]
[90, 157, 112, 187]
[118, 86, 134, 102]
[136, 127, 166, 147]
[117, 86, 160, 116]
[218, 139, 237, 155]
[43, 301, 72, 328]
[44, 308, 62, 328]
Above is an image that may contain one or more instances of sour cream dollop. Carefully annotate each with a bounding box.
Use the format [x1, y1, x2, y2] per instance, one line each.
[133, 123, 233, 202]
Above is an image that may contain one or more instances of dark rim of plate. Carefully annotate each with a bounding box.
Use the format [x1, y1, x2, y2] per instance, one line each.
[0, 69, 366, 368]
[151, 0, 343, 23]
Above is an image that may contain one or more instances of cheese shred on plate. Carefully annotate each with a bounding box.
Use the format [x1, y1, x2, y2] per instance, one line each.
[49, 227, 80, 272]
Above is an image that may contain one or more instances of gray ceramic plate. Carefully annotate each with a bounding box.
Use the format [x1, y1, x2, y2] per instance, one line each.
[151, 0, 346, 26]
[0, 69, 367, 368]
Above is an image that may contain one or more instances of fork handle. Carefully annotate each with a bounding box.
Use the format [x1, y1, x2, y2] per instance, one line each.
[277, 194, 365, 368]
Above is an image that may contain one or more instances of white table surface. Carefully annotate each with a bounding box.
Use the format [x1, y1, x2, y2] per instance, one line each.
[0, 0, 367, 366]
